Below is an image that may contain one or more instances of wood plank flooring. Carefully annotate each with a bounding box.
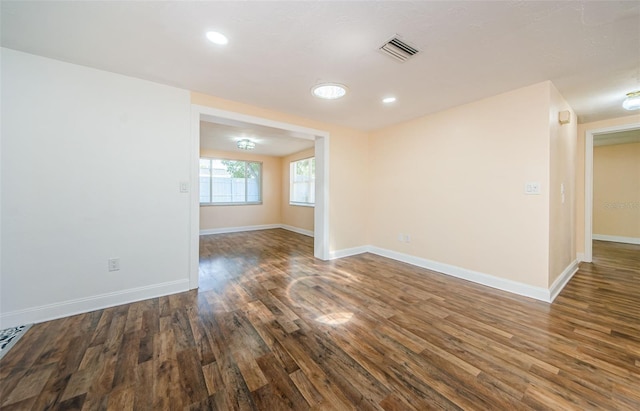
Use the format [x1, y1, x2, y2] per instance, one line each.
[1, 231, 639, 410]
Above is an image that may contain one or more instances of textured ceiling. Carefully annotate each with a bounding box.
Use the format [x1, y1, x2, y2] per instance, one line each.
[2, 1, 640, 131]
[594, 129, 640, 146]
[200, 121, 315, 157]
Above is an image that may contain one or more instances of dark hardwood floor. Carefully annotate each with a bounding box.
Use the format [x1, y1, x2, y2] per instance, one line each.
[1, 231, 639, 410]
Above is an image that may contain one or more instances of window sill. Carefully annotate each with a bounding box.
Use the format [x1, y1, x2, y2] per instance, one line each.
[289, 202, 314, 208]
[200, 202, 263, 207]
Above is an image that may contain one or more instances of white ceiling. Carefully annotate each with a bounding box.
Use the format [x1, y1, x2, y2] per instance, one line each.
[594, 128, 640, 146]
[200, 120, 314, 157]
[1, 1, 639, 131]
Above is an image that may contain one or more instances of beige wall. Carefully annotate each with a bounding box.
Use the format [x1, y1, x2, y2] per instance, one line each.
[369, 82, 553, 288]
[548, 84, 577, 285]
[199, 149, 282, 230]
[281, 148, 315, 232]
[593, 142, 640, 238]
[194, 82, 581, 292]
[192, 92, 370, 251]
[576, 114, 640, 253]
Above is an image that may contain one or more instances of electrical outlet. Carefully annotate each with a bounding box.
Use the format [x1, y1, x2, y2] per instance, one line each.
[398, 233, 404, 242]
[108, 258, 120, 272]
[404, 234, 411, 243]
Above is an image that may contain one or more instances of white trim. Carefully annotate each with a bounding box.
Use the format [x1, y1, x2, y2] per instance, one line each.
[593, 234, 640, 245]
[548, 260, 580, 302]
[189, 109, 201, 290]
[585, 130, 594, 263]
[577, 252, 585, 262]
[584, 122, 640, 263]
[0, 279, 189, 329]
[199, 224, 315, 237]
[314, 133, 330, 260]
[367, 246, 552, 302]
[281, 225, 314, 237]
[200, 224, 281, 236]
[329, 246, 369, 259]
[189, 104, 331, 291]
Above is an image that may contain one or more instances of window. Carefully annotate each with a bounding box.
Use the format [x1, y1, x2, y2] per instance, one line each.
[200, 158, 262, 205]
[290, 157, 315, 205]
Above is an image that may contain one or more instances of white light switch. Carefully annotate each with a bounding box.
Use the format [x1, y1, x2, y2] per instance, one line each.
[525, 182, 541, 195]
[179, 181, 189, 193]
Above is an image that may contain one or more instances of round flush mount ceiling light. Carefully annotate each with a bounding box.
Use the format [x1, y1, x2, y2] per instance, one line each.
[622, 91, 640, 111]
[237, 139, 255, 150]
[382, 96, 397, 104]
[311, 83, 348, 100]
[206, 31, 228, 45]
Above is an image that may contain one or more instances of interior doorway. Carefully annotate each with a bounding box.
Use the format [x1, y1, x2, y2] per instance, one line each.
[584, 122, 640, 262]
[188, 105, 330, 290]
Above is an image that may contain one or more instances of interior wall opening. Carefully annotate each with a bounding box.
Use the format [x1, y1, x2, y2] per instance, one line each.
[584, 123, 640, 262]
[189, 105, 330, 290]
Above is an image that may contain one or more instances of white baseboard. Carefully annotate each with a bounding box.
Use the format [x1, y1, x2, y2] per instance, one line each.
[200, 224, 281, 236]
[0, 279, 189, 329]
[327, 245, 581, 303]
[549, 260, 580, 302]
[366, 246, 552, 302]
[200, 224, 314, 237]
[576, 252, 585, 262]
[329, 246, 369, 260]
[280, 225, 314, 238]
[593, 234, 640, 245]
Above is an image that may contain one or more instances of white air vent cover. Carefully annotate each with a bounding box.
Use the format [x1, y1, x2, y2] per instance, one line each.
[379, 36, 420, 62]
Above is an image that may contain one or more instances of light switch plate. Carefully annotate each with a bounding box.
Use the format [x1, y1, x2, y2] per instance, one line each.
[525, 182, 541, 195]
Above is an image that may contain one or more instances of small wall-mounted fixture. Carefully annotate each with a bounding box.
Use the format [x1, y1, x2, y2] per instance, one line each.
[558, 110, 571, 125]
[237, 139, 255, 150]
[623, 91, 640, 111]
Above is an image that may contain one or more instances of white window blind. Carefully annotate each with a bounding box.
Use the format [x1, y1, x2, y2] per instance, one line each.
[290, 157, 315, 205]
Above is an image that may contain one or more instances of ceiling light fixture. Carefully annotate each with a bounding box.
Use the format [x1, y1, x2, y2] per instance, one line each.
[311, 83, 347, 100]
[237, 139, 255, 150]
[382, 97, 397, 104]
[206, 31, 228, 45]
[622, 91, 640, 110]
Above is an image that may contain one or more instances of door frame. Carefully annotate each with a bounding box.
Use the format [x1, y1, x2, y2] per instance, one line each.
[584, 121, 640, 262]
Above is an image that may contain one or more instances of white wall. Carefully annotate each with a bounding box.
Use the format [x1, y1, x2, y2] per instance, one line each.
[1, 48, 192, 327]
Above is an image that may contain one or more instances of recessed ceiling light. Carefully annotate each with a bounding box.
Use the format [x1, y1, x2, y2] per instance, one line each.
[382, 97, 397, 104]
[623, 91, 640, 110]
[206, 31, 228, 45]
[311, 83, 348, 100]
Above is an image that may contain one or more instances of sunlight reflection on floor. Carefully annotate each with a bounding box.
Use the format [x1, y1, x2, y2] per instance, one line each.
[285, 271, 360, 326]
[315, 312, 354, 325]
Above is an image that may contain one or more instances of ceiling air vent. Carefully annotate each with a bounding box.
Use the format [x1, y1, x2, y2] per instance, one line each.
[379, 36, 420, 62]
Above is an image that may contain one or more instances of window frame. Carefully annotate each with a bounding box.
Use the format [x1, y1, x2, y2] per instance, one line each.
[199, 157, 263, 206]
[289, 156, 315, 207]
